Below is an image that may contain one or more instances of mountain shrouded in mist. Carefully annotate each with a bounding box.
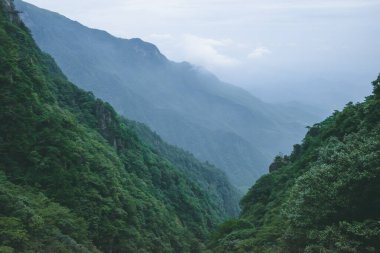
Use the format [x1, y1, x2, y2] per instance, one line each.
[14, 0, 322, 191]
[2, 0, 379, 252]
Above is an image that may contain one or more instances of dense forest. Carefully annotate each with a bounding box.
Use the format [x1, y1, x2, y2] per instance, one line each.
[0, 1, 239, 252]
[208, 76, 380, 252]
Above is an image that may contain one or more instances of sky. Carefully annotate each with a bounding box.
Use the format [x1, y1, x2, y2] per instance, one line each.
[23, 0, 380, 111]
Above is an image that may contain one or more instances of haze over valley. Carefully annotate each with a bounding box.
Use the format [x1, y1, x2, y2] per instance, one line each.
[1, 0, 379, 252]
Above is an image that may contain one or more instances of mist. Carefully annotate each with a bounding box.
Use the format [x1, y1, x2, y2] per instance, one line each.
[24, 0, 380, 111]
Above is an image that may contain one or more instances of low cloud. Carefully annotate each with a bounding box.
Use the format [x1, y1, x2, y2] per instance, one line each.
[248, 47, 272, 59]
[182, 34, 240, 67]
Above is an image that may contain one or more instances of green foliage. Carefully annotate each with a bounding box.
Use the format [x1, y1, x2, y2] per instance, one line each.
[0, 172, 96, 253]
[0, 2, 235, 252]
[208, 75, 380, 252]
[125, 120, 241, 217]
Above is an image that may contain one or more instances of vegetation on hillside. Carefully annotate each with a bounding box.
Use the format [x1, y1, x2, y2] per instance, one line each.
[126, 120, 241, 217]
[208, 76, 380, 252]
[0, 1, 237, 252]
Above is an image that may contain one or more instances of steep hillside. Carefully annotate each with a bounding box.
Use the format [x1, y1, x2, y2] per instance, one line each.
[208, 76, 380, 252]
[125, 120, 241, 216]
[14, 0, 322, 190]
[0, 1, 238, 252]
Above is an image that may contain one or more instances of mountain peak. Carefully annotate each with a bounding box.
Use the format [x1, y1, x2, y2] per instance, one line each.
[128, 37, 167, 61]
[15, 0, 166, 64]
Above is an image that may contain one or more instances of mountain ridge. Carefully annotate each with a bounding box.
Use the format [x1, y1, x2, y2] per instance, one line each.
[0, 1, 239, 251]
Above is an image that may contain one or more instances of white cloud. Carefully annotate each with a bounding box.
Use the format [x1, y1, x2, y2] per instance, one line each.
[181, 34, 240, 67]
[248, 47, 272, 59]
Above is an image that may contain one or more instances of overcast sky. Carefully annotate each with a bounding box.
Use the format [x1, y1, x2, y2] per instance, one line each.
[23, 0, 380, 111]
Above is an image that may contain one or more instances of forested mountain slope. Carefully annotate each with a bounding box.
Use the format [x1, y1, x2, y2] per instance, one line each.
[125, 120, 241, 217]
[14, 0, 322, 190]
[208, 76, 380, 252]
[0, 1, 238, 252]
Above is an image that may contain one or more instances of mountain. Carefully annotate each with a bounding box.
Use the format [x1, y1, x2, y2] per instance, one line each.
[208, 76, 380, 252]
[0, 1, 240, 252]
[14, 0, 321, 191]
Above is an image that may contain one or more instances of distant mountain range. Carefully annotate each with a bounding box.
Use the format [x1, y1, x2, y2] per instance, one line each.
[15, 0, 322, 190]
